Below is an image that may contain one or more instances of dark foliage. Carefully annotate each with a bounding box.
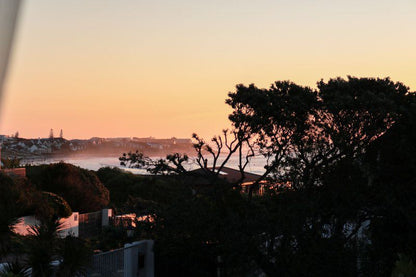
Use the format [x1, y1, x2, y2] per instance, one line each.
[25, 218, 92, 277]
[1, 157, 22, 169]
[140, 185, 261, 277]
[131, 77, 416, 276]
[0, 173, 36, 257]
[35, 192, 72, 220]
[223, 76, 416, 276]
[26, 163, 109, 213]
[96, 167, 187, 214]
[56, 235, 93, 277]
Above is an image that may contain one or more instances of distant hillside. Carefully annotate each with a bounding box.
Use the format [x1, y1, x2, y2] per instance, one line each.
[0, 135, 193, 159]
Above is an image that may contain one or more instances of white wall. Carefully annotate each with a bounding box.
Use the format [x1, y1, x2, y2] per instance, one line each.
[58, 212, 79, 237]
[124, 240, 154, 277]
[13, 212, 79, 237]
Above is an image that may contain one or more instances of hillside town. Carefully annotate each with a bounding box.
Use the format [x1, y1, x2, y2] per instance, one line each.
[0, 134, 193, 159]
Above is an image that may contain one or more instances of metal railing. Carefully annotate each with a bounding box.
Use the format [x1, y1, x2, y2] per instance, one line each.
[86, 240, 154, 277]
[88, 248, 124, 277]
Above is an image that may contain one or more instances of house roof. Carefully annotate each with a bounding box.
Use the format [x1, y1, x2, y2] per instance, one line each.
[189, 166, 262, 184]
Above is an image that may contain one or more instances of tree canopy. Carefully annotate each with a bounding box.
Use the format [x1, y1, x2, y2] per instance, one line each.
[126, 77, 416, 277]
[227, 77, 412, 189]
[26, 162, 109, 213]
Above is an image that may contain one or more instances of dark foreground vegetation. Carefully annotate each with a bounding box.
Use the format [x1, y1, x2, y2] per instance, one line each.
[0, 170, 93, 277]
[115, 77, 416, 277]
[1, 77, 416, 276]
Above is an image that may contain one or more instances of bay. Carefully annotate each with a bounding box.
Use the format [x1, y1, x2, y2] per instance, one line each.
[24, 154, 268, 175]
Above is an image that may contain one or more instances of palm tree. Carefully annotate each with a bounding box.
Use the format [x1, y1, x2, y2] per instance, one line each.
[25, 219, 63, 277]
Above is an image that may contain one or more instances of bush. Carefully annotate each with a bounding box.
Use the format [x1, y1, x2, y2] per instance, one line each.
[26, 163, 109, 213]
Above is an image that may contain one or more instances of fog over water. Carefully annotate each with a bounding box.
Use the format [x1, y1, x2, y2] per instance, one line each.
[27, 154, 268, 175]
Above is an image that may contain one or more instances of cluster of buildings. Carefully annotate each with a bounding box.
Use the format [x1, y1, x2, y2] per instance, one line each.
[0, 135, 67, 156]
[0, 135, 193, 158]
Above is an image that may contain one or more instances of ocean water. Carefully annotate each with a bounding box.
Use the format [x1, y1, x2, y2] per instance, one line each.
[26, 154, 268, 175]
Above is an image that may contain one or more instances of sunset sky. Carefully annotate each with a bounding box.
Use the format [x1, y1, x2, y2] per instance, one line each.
[1, 0, 415, 139]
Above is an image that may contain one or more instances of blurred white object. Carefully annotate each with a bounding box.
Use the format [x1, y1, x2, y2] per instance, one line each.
[0, 0, 22, 106]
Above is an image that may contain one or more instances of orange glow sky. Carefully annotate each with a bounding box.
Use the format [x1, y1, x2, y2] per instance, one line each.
[1, 0, 415, 139]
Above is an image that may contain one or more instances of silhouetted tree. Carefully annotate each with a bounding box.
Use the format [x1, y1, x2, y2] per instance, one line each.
[121, 76, 416, 276]
[226, 77, 409, 190]
[26, 218, 92, 277]
[120, 129, 254, 187]
[26, 219, 63, 277]
[225, 76, 415, 276]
